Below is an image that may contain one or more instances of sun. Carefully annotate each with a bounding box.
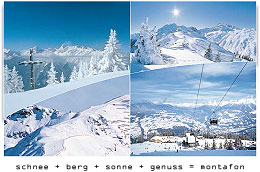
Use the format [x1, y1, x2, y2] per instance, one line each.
[172, 8, 180, 17]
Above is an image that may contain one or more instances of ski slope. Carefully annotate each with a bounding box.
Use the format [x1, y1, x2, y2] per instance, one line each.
[5, 95, 130, 156]
[131, 23, 255, 67]
[4, 71, 130, 156]
[160, 48, 213, 66]
[4, 71, 129, 116]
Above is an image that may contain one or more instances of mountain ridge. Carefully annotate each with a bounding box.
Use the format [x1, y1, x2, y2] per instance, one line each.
[130, 96, 256, 139]
[131, 23, 256, 61]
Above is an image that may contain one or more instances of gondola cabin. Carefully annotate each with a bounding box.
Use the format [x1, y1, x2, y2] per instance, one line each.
[210, 118, 218, 125]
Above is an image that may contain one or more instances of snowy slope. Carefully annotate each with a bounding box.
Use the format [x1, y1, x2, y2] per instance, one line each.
[5, 95, 130, 156]
[160, 48, 213, 66]
[131, 23, 255, 66]
[131, 97, 256, 139]
[4, 71, 129, 116]
[4, 106, 74, 149]
[204, 28, 256, 60]
[157, 24, 235, 62]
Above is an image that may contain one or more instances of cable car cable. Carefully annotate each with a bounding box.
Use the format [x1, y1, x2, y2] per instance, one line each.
[210, 62, 248, 117]
[193, 64, 204, 116]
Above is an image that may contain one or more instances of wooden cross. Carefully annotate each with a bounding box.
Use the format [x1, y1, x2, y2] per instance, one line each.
[19, 48, 43, 90]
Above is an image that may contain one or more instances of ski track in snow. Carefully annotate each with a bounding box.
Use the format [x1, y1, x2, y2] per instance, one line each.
[55, 134, 90, 156]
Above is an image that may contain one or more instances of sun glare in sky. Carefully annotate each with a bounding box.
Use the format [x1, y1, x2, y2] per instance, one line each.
[172, 8, 180, 17]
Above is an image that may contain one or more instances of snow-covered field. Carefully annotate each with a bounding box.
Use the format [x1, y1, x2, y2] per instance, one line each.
[131, 48, 213, 73]
[160, 48, 213, 66]
[131, 142, 256, 156]
[4, 71, 129, 116]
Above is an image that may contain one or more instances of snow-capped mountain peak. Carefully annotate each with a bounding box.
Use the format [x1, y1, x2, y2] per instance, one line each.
[211, 23, 239, 32]
[131, 22, 256, 63]
[5, 95, 130, 156]
[54, 44, 95, 57]
[220, 96, 256, 106]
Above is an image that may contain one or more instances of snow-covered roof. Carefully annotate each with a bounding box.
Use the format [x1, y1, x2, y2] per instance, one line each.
[150, 136, 184, 142]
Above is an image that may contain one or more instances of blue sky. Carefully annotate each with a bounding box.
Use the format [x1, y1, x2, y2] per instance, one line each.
[131, 2, 256, 33]
[4, 2, 130, 52]
[131, 62, 256, 104]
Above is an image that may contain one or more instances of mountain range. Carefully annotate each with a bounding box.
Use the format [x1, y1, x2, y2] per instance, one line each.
[130, 96, 256, 139]
[131, 23, 256, 63]
[4, 44, 129, 91]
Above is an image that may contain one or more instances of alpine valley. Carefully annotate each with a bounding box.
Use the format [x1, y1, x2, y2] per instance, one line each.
[130, 96, 256, 140]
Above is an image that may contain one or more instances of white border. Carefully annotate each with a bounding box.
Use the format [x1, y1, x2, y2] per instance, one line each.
[0, 0, 259, 172]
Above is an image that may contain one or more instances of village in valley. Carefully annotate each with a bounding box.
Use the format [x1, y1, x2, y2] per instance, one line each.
[131, 131, 256, 155]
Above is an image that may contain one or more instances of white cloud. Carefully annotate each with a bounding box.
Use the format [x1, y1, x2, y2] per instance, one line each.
[186, 79, 222, 89]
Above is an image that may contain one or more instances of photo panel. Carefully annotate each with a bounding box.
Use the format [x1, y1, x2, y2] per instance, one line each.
[131, 1, 256, 72]
[130, 62, 256, 156]
[130, 1, 256, 156]
[4, 1, 130, 156]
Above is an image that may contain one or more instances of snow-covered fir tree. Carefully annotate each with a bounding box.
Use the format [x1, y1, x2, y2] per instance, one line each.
[88, 52, 101, 76]
[204, 44, 213, 61]
[60, 72, 65, 83]
[77, 62, 84, 80]
[4, 65, 11, 94]
[9, 66, 24, 93]
[70, 66, 78, 81]
[46, 62, 58, 86]
[82, 61, 89, 77]
[77, 61, 89, 79]
[215, 52, 221, 62]
[98, 29, 126, 74]
[134, 17, 164, 65]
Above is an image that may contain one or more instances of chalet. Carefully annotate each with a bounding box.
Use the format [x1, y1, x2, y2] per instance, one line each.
[241, 140, 256, 150]
[185, 133, 196, 146]
[150, 136, 185, 143]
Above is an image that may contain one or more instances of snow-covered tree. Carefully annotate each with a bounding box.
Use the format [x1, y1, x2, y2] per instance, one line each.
[77, 61, 89, 79]
[134, 17, 164, 65]
[60, 72, 65, 83]
[70, 66, 78, 81]
[77, 62, 84, 80]
[215, 52, 221, 62]
[88, 52, 101, 76]
[98, 29, 126, 74]
[204, 43, 213, 61]
[9, 66, 24, 93]
[82, 61, 89, 77]
[46, 62, 58, 86]
[4, 65, 11, 94]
